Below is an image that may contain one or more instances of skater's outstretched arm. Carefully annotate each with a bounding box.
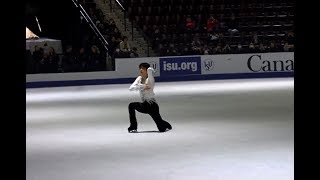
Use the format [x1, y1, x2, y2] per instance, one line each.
[145, 67, 155, 89]
[129, 76, 146, 91]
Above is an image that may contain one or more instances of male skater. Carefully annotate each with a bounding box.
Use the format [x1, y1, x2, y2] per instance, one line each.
[128, 63, 172, 133]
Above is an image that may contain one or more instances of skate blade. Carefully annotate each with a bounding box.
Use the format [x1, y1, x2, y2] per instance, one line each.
[159, 128, 172, 133]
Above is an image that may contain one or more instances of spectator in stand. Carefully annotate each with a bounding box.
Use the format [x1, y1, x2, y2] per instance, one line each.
[39, 53, 49, 73]
[259, 43, 266, 53]
[236, 43, 242, 53]
[109, 36, 118, 55]
[32, 45, 43, 73]
[88, 8, 97, 22]
[152, 28, 162, 50]
[191, 35, 203, 55]
[249, 42, 255, 52]
[215, 44, 223, 54]
[166, 43, 178, 56]
[119, 36, 131, 56]
[218, 32, 225, 44]
[269, 41, 277, 52]
[114, 48, 121, 58]
[254, 43, 260, 52]
[26, 44, 33, 73]
[116, 36, 122, 46]
[42, 42, 49, 55]
[130, 47, 139, 58]
[47, 47, 59, 73]
[185, 16, 195, 31]
[208, 33, 219, 41]
[206, 16, 219, 33]
[211, 45, 217, 54]
[191, 36, 202, 47]
[96, 9, 104, 21]
[264, 43, 270, 52]
[102, 19, 110, 32]
[287, 31, 294, 45]
[203, 45, 211, 55]
[62, 45, 79, 72]
[195, 14, 203, 31]
[88, 45, 104, 71]
[227, 13, 239, 35]
[109, 18, 117, 30]
[78, 47, 88, 71]
[179, 46, 187, 56]
[97, 22, 107, 34]
[223, 43, 231, 54]
[113, 27, 122, 39]
[283, 42, 290, 52]
[253, 32, 259, 44]
[275, 40, 283, 52]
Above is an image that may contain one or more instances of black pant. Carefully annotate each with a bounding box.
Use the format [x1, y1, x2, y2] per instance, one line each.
[128, 100, 171, 131]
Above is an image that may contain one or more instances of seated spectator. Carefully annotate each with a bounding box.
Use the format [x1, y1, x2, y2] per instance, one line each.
[113, 27, 122, 39]
[39, 53, 49, 73]
[286, 31, 294, 50]
[32, 45, 43, 73]
[130, 47, 139, 58]
[109, 18, 116, 29]
[223, 43, 231, 54]
[208, 33, 219, 41]
[206, 16, 219, 33]
[227, 13, 239, 35]
[62, 45, 79, 72]
[249, 42, 255, 52]
[185, 17, 195, 31]
[259, 43, 266, 53]
[78, 47, 88, 71]
[119, 36, 131, 53]
[215, 44, 223, 54]
[236, 43, 242, 53]
[203, 45, 211, 55]
[109, 36, 118, 54]
[283, 42, 290, 52]
[47, 47, 59, 73]
[88, 45, 105, 71]
[252, 32, 259, 44]
[152, 28, 162, 49]
[114, 48, 122, 58]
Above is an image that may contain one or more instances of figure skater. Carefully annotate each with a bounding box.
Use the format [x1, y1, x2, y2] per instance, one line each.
[128, 63, 172, 133]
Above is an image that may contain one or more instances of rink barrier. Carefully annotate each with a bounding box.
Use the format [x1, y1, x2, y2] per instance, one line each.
[26, 52, 294, 88]
[26, 72, 293, 88]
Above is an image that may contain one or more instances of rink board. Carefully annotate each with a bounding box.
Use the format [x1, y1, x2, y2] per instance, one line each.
[26, 52, 294, 88]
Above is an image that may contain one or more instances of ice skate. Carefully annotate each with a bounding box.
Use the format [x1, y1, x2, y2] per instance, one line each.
[128, 125, 137, 133]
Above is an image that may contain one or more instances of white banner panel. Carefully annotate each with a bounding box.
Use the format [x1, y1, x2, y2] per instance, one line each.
[116, 57, 160, 77]
[201, 52, 294, 74]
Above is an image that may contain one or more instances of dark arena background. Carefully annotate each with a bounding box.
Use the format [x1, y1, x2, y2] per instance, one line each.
[26, 0, 82, 48]
[26, 0, 294, 179]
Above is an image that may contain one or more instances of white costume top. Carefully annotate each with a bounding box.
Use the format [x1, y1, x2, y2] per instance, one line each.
[129, 67, 156, 103]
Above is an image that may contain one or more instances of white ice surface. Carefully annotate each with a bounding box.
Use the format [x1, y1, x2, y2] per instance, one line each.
[26, 78, 294, 180]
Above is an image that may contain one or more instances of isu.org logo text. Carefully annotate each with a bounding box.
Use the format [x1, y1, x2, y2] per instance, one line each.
[160, 56, 201, 76]
[162, 61, 198, 72]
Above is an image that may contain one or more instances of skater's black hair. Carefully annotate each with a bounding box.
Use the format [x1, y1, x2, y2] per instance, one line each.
[139, 62, 150, 69]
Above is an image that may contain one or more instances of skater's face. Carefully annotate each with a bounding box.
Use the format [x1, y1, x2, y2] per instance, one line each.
[140, 67, 148, 78]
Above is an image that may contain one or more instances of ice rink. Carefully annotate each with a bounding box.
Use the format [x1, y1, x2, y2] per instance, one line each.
[26, 78, 294, 180]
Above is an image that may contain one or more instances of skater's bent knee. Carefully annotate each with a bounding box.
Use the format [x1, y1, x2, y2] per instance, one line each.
[128, 102, 136, 109]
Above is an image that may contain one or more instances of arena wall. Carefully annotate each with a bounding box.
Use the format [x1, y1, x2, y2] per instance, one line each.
[26, 52, 294, 88]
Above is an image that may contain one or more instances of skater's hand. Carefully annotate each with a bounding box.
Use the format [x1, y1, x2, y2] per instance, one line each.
[144, 84, 151, 90]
